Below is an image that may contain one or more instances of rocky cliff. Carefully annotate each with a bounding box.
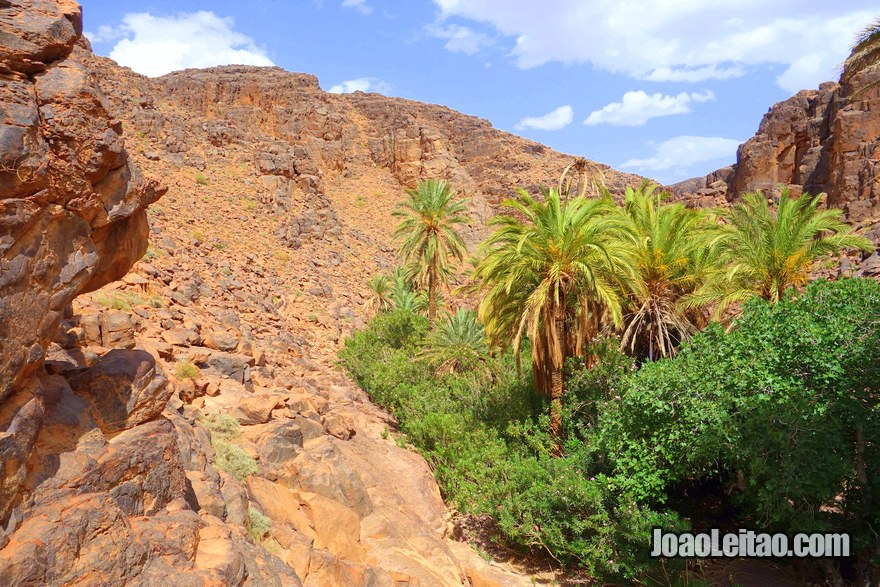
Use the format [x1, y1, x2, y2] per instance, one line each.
[0, 0, 163, 401]
[670, 70, 880, 273]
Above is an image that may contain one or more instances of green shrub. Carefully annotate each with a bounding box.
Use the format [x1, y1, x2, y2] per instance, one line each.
[205, 413, 242, 440]
[213, 439, 257, 482]
[596, 278, 880, 575]
[175, 360, 200, 381]
[247, 507, 271, 541]
[195, 173, 207, 185]
[95, 291, 144, 311]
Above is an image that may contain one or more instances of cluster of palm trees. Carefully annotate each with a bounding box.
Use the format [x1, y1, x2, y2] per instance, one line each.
[367, 176, 873, 452]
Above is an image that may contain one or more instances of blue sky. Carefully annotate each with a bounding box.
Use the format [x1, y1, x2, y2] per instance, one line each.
[82, 1, 877, 184]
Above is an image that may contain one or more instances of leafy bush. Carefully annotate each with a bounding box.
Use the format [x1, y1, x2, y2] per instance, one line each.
[205, 413, 242, 440]
[596, 278, 880, 576]
[341, 279, 880, 582]
[247, 507, 271, 541]
[205, 413, 256, 482]
[213, 439, 258, 482]
[175, 360, 201, 381]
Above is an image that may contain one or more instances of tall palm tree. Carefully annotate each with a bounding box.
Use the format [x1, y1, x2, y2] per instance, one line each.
[418, 308, 489, 377]
[366, 274, 393, 316]
[393, 179, 469, 327]
[473, 187, 634, 453]
[843, 17, 880, 92]
[690, 189, 874, 316]
[618, 183, 719, 360]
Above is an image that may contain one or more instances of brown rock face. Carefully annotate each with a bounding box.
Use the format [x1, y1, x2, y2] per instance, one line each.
[670, 73, 880, 243]
[0, 0, 165, 400]
[67, 349, 172, 433]
[106, 63, 644, 245]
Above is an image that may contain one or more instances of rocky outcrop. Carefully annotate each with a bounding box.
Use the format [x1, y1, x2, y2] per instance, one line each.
[0, 0, 165, 400]
[670, 71, 880, 250]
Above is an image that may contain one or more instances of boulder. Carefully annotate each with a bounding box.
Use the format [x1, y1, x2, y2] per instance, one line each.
[233, 395, 282, 426]
[280, 438, 373, 518]
[0, 396, 44, 522]
[323, 413, 355, 440]
[206, 351, 254, 384]
[0, 493, 147, 586]
[68, 349, 172, 433]
[256, 420, 304, 464]
[72, 418, 187, 516]
[100, 310, 136, 348]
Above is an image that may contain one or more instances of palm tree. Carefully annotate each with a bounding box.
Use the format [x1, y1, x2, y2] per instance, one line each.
[843, 17, 880, 92]
[366, 274, 393, 316]
[691, 189, 874, 316]
[473, 187, 634, 453]
[393, 179, 469, 327]
[390, 279, 429, 314]
[418, 308, 489, 377]
[618, 183, 719, 360]
[558, 156, 606, 200]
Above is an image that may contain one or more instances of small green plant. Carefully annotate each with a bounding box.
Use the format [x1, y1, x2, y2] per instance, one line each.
[175, 360, 200, 381]
[274, 250, 290, 264]
[195, 173, 208, 185]
[247, 507, 271, 542]
[355, 195, 366, 208]
[95, 291, 146, 311]
[381, 426, 390, 440]
[189, 230, 204, 242]
[214, 240, 228, 251]
[242, 198, 259, 211]
[204, 413, 242, 440]
[814, 254, 840, 271]
[306, 313, 318, 322]
[213, 439, 257, 482]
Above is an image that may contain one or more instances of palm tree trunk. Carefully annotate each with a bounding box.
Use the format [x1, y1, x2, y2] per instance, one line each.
[549, 365, 564, 457]
[550, 298, 566, 456]
[428, 264, 437, 328]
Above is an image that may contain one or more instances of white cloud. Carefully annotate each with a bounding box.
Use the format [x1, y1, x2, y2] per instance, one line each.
[514, 105, 574, 131]
[93, 12, 273, 77]
[427, 24, 493, 55]
[644, 65, 745, 83]
[621, 136, 742, 174]
[328, 77, 392, 94]
[342, 0, 372, 15]
[585, 90, 714, 127]
[431, 1, 877, 92]
[83, 24, 124, 44]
